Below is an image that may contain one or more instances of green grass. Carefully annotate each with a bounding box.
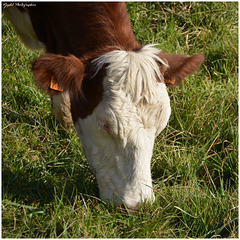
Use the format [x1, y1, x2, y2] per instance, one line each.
[2, 2, 238, 238]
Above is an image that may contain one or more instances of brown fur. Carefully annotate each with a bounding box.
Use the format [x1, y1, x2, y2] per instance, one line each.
[28, 3, 139, 56]
[32, 54, 85, 95]
[26, 3, 204, 120]
[159, 53, 205, 87]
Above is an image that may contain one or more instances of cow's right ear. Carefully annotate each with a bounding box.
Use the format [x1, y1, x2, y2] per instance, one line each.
[32, 54, 85, 94]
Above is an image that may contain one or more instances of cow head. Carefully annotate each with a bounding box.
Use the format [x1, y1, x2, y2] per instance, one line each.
[32, 45, 204, 209]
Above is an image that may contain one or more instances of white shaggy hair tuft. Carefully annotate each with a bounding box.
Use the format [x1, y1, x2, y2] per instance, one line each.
[92, 44, 168, 104]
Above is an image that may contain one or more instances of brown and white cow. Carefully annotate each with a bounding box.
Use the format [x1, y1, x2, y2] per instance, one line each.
[4, 3, 204, 209]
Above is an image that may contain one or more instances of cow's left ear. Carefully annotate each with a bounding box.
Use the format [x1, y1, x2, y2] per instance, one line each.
[32, 54, 85, 94]
[158, 53, 205, 87]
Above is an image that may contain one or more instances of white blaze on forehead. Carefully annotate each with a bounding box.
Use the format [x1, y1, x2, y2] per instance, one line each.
[75, 45, 171, 209]
[92, 44, 168, 104]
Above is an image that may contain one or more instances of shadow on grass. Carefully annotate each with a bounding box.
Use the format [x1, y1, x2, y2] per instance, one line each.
[2, 164, 99, 207]
[2, 108, 99, 208]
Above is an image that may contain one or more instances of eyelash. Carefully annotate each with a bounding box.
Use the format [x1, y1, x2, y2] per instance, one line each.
[98, 117, 110, 134]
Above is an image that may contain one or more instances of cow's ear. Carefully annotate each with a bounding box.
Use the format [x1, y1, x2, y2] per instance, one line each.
[32, 54, 85, 94]
[158, 53, 204, 87]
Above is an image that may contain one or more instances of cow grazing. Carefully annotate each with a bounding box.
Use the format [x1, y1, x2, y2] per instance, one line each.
[4, 3, 204, 210]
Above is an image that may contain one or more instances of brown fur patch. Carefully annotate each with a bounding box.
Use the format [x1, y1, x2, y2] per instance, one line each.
[29, 3, 139, 56]
[29, 3, 204, 122]
[32, 54, 85, 95]
[159, 53, 205, 87]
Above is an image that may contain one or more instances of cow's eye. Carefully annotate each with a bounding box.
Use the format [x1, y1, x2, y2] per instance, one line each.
[98, 117, 110, 134]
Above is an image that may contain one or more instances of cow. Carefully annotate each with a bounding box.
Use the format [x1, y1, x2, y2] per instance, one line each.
[3, 2, 204, 210]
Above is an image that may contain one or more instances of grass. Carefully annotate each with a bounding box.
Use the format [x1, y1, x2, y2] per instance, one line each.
[2, 2, 238, 238]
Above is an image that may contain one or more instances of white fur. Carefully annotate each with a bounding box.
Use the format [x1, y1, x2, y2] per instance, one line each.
[51, 91, 73, 128]
[75, 45, 171, 209]
[93, 44, 168, 104]
[4, 7, 44, 50]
